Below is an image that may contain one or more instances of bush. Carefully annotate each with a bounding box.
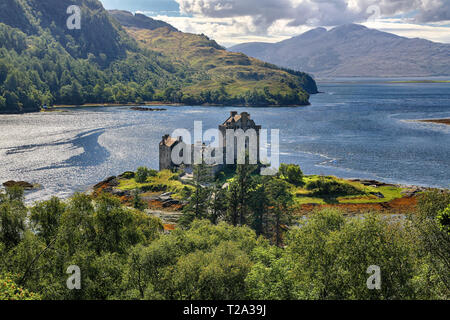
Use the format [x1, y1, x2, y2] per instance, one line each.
[279, 164, 304, 186]
[119, 171, 135, 179]
[0, 275, 40, 300]
[306, 177, 363, 197]
[135, 167, 152, 183]
[437, 205, 450, 235]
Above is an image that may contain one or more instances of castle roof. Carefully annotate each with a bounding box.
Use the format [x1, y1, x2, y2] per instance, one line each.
[160, 135, 179, 147]
[223, 111, 253, 125]
[223, 114, 241, 124]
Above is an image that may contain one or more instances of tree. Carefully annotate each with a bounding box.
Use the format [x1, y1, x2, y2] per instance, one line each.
[58, 193, 96, 256]
[285, 209, 417, 300]
[235, 163, 257, 226]
[124, 220, 257, 300]
[245, 244, 296, 300]
[207, 182, 228, 224]
[266, 179, 294, 247]
[31, 197, 65, 245]
[0, 95, 6, 110]
[409, 190, 450, 297]
[226, 179, 240, 227]
[0, 274, 41, 300]
[0, 187, 27, 249]
[249, 176, 270, 236]
[437, 205, 450, 235]
[132, 189, 147, 211]
[279, 164, 304, 186]
[169, 242, 252, 300]
[93, 194, 134, 254]
[180, 164, 211, 227]
[135, 166, 151, 183]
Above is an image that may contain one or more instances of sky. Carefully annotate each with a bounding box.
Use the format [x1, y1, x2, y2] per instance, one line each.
[100, 0, 450, 47]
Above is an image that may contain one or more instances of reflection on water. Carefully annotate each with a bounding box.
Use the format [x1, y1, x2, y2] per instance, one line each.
[0, 80, 449, 202]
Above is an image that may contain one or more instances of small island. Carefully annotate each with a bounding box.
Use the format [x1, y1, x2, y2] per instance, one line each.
[131, 107, 167, 112]
[418, 119, 450, 125]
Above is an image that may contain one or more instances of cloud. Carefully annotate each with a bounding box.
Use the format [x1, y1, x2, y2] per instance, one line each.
[414, 0, 450, 22]
[174, 0, 450, 29]
[145, 0, 450, 46]
[155, 14, 450, 46]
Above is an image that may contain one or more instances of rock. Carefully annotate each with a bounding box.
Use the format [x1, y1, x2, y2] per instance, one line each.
[370, 192, 385, 199]
[111, 189, 131, 197]
[401, 187, 424, 198]
[351, 179, 393, 187]
[93, 176, 118, 189]
[2, 180, 35, 190]
[160, 192, 174, 197]
[131, 107, 167, 112]
[162, 199, 181, 207]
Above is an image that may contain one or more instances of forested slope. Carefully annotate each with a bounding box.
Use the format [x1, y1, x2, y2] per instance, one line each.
[0, 0, 317, 114]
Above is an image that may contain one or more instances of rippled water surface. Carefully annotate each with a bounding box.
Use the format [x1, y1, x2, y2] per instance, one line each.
[1, 79, 449, 201]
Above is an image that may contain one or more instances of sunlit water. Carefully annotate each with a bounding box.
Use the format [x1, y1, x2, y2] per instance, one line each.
[1, 78, 449, 202]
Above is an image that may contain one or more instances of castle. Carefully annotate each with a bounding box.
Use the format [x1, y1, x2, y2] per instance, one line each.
[159, 111, 262, 173]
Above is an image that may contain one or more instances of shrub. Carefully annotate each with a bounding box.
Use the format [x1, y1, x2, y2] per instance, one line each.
[437, 205, 450, 235]
[120, 171, 135, 179]
[0, 275, 40, 300]
[279, 164, 304, 186]
[135, 167, 151, 183]
[306, 177, 363, 197]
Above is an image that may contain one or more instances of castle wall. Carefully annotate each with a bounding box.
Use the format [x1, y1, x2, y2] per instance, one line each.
[159, 144, 173, 171]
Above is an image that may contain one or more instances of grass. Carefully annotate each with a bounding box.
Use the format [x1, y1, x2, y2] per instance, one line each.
[291, 175, 405, 205]
[116, 168, 406, 206]
[125, 27, 311, 104]
[117, 170, 194, 199]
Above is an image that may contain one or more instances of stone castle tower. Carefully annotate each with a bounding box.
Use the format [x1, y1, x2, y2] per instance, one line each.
[159, 135, 185, 171]
[159, 111, 261, 172]
[219, 111, 261, 164]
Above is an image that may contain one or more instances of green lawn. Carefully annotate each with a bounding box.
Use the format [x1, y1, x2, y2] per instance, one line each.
[117, 170, 194, 199]
[116, 169, 406, 206]
[292, 175, 405, 205]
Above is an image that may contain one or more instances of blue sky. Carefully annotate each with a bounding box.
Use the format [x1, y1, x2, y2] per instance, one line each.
[101, 0, 180, 13]
[99, 0, 450, 46]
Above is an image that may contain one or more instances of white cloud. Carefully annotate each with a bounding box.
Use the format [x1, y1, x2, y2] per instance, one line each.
[154, 14, 450, 46]
[362, 19, 450, 43]
[175, 0, 450, 27]
[140, 0, 450, 46]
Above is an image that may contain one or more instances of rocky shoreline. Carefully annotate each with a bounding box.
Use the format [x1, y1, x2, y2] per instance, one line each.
[90, 173, 438, 223]
[2, 180, 40, 190]
[130, 107, 167, 112]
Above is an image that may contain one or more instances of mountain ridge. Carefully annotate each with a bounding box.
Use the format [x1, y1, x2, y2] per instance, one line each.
[0, 0, 317, 114]
[108, 10, 178, 32]
[230, 24, 450, 77]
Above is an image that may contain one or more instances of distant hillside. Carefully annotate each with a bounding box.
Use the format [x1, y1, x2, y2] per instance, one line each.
[0, 1, 317, 114]
[109, 10, 178, 32]
[0, 0, 132, 60]
[230, 24, 450, 78]
[124, 26, 317, 104]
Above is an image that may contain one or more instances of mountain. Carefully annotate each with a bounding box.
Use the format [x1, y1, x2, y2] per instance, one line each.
[116, 15, 318, 102]
[230, 24, 450, 78]
[0, 1, 317, 114]
[109, 10, 178, 32]
[111, 10, 317, 100]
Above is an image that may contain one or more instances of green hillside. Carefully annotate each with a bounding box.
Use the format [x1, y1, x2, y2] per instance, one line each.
[126, 26, 317, 105]
[0, 0, 317, 114]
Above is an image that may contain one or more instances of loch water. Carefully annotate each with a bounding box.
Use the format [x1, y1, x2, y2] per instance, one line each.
[0, 78, 449, 202]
